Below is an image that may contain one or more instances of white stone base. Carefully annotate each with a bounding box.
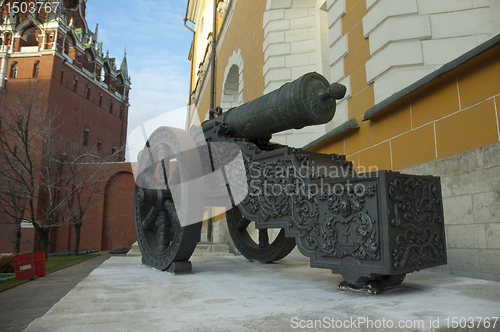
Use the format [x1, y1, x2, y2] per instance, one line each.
[126, 241, 142, 257]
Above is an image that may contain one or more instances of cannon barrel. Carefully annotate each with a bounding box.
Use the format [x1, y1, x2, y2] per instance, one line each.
[218, 72, 346, 140]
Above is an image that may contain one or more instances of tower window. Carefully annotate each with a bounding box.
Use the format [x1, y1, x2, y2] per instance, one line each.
[85, 84, 90, 99]
[119, 106, 123, 119]
[83, 127, 89, 146]
[96, 139, 101, 151]
[109, 100, 113, 113]
[73, 76, 78, 91]
[10, 62, 18, 78]
[33, 61, 39, 77]
[60, 68, 64, 83]
[111, 146, 116, 155]
[98, 93, 102, 106]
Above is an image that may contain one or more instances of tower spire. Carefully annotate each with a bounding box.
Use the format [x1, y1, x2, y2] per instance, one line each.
[120, 46, 129, 80]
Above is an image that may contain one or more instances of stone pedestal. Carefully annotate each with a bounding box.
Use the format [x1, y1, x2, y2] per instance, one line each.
[126, 241, 142, 257]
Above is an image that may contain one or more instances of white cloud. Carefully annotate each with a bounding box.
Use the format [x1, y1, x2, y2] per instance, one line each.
[85, 0, 193, 162]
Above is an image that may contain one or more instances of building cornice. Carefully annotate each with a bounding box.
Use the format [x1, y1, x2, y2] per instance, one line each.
[54, 51, 130, 105]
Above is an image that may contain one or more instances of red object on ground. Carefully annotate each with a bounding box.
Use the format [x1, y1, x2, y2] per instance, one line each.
[14, 252, 46, 280]
[33, 252, 46, 277]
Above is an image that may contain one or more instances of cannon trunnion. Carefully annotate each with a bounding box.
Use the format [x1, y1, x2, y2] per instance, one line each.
[133, 72, 446, 293]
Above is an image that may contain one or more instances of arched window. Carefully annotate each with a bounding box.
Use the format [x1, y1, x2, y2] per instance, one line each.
[116, 75, 124, 95]
[72, 76, 78, 91]
[111, 146, 116, 155]
[96, 139, 101, 151]
[85, 84, 90, 99]
[33, 61, 39, 77]
[10, 62, 18, 78]
[98, 93, 102, 106]
[64, 40, 69, 55]
[119, 106, 123, 119]
[109, 100, 113, 113]
[83, 50, 94, 72]
[82, 127, 89, 146]
[99, 67, 105, 82]
[20, 26, 39, 49]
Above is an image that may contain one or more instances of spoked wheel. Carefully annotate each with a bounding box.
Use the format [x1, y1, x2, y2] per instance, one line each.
[134, 126, 204, 271]
[226, 208, 296, 263]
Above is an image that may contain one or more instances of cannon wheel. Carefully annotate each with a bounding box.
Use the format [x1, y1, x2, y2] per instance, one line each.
[134, 126, 203, 271]
[226, 208, 296, 263]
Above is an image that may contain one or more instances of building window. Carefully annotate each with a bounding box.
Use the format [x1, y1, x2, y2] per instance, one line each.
[83, 127, 89, 146]
[73, 76, 78, 92]
[85, 84, 90, 99]
[10, 62, 18, 78]
[33, 61, 39, 77]
[111, 146, 116, 155]
[60, 68, 64, 83]
[119, 106, 123, 119]
[109, 100, 113, 113]
[98, 93, 102, 106]
[96, 139, 101, 152]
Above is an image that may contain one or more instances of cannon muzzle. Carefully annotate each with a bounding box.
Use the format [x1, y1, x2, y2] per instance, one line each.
[217, 72, 346, 140]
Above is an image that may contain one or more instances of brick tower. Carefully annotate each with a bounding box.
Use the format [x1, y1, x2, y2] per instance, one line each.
[0, 0, 131, 160]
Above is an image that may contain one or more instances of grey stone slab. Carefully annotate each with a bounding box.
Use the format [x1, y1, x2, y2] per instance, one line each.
[471, 224, 488, 249]
[443, 195, 474, 225]
[22, 255, 500, 332]
[448, 167, 500, 196]
[481, 143, 500, 169]
[435, 152, 471, 177]
[440, 176, 453, 198]
[400, 159, 436, 176]
[446, 248, 480, 272]
[486, 223, 500, 249]
[466, 147, 484, 172]
[435, 268, 499, 283]
[472, 191, 500, 225]
[477, 249, 500, 274]
[446, 225, 476, 249]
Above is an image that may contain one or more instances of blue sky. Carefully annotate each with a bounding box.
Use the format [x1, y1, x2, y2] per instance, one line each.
[85, 0, 193, 160]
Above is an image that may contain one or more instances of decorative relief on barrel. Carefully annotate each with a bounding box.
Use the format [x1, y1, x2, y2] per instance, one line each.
[389, 177, 446, 271]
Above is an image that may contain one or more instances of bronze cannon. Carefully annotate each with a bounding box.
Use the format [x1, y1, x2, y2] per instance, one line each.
[133, 72, 446, 294]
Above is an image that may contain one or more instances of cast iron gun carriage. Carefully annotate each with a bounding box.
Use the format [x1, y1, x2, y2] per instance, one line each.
[133, 72, 446, 293]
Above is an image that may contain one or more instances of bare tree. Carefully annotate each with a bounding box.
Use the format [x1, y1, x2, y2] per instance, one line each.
[0, 169, 27, 253]
[0, 81, 63, 257]
[0, 81, 119, 258]
[61, 144, 119, 256]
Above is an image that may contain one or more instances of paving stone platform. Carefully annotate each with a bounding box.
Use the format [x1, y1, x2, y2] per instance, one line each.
[21, 254, 500, 332]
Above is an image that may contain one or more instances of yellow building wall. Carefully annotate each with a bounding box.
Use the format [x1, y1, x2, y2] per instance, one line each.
[193, 0, 266, 124]
[191, 0, 207, 94]
[215, 0, 266, 106]
[310, 0, 500, 174]
[192, 0, 267, 225]
[311, 42, 500, 173]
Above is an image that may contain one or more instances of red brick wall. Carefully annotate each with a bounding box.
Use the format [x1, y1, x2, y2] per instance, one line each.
[101, 171, 136, 250]
[0, 163, 136, 254]
[50, 163, 136, 253]
[0, 223, 36, 253]
[49, 56, 128, 161]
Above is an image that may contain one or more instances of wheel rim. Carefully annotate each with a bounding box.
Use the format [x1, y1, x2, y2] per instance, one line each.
[226, 208, 296, 263]
[134, 127, 203, 270]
